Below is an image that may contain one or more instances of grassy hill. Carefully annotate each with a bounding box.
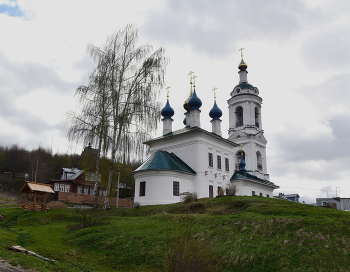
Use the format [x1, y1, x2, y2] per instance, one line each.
[0, 194, 350, 271]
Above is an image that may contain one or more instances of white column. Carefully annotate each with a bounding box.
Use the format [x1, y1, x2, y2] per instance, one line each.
[162, 118, 173, 135]
[190, 109, 201, 128]
[211, 119, 222, 137]
[239, 70, 248, 83]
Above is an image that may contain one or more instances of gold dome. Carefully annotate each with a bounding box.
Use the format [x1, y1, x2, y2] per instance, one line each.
[238, 59, 248, 71]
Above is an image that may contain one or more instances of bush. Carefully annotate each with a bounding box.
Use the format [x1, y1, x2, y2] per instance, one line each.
[226, 183, 238, 196]
[183, 193, 197, 204]
[133, 201, 141, 208]
[73, 206, 100, 228]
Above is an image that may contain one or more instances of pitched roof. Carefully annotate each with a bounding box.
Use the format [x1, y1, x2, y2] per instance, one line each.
[134, 150, 196, 174]
[19, 181, 55, 194]
[144, 126, 239, 147]
[230, 170, 279, 189]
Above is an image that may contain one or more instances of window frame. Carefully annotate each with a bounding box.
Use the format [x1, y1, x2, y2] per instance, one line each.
[54, 183, 59, 192]
[209, 185, 213, 198]
[173, 181, 179, 196]
[64, 185, 70, 192]
[208, 153, 213, 167]
[252, 191, 255, 196]
[225, 158, 229, 171]
[59, 184, 65, 192]
[77, 185, 82, 194]
[217, 155, 221, 169]
[139, 181, 146, 197]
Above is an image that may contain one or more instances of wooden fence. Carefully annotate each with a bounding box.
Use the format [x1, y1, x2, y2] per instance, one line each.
[58, 192, 134, 207]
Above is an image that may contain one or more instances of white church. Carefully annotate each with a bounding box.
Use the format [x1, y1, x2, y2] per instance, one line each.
[133, 56, 279, 205]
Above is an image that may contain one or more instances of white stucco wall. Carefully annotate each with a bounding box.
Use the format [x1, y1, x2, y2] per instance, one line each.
[134, 170, 195, 206]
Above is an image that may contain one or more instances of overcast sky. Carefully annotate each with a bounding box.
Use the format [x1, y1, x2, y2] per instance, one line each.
[0, 0, 349, 203]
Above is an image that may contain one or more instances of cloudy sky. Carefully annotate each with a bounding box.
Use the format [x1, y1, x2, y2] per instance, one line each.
[0, 0, 349, 203]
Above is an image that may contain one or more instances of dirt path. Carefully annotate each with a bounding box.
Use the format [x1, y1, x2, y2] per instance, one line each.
[0, 258, 37, 272]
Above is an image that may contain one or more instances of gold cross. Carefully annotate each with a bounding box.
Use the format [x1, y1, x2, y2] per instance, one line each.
[240, 144, 244, 156]
[192, 75, 197, 87]
[165, 86, 170, 98]
[188, 71, 194, 81]
[239, 48, 244, 59]
[212, 87, 217, 99]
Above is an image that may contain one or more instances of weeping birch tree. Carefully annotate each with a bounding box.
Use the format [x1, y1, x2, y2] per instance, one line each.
[66, 25, 168, 209]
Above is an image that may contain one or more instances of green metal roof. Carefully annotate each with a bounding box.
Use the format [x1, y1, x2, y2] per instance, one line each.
[134, 150, 196, 174]
[230, 170, 279, 188]
[234, 82, 255, 90]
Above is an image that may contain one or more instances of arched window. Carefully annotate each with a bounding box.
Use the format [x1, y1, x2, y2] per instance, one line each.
[236, 106, 243, 127]
[235, 151, 245, 170]
[256, 151, 262, 171]
[255, 107, 259, 128]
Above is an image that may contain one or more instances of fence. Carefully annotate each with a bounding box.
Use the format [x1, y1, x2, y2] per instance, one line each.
[58, 192, 134, 207]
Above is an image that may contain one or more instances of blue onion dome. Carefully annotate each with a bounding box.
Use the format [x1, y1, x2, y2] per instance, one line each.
[183, 117, 186, 126]
[187, 89, 202, 110]
[161, 99, 174, 119]
[239, 156, 246, 171]
[209, 100, 222, 120]
[238, 59, 248, 71]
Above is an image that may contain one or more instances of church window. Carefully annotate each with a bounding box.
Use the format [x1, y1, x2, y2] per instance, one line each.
[173, 181, 179, 196]
[257, 151, 262, 171]
[139, 181, 146, 196]
[236, 88, 240, 93]
[267, 194, 269, 198]
[235, 106, 243, 127]
[255, 107, 259, 128]
[208, 153, 213, 167]
[235, 151, 245, 170]
[209, 185, 213, 198]
[217, 155, 221, 169]
[259, 193, 263, 196]
[252, 191, 255, 196]
[225, 158, 229, 171]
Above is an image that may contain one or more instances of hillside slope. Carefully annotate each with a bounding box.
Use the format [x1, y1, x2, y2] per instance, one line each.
[0, 195, 349, 271]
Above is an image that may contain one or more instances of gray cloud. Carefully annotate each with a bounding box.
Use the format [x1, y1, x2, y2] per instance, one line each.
[141, 0, 305, 58]
[300, 25, 350, 71]
[0, 49, 77, 95]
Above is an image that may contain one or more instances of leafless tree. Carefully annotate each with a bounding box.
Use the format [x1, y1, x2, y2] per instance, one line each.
[66, 25, 168, 210]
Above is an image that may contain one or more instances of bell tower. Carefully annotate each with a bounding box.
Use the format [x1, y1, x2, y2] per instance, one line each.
[227, 49, 270, 181]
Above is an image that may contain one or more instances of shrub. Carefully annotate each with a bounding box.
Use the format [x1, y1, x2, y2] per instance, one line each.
[226, 183, 238, 196]
[133, 201, 141, 208]
[183, 193, 198, 204]
[217, 187, 224, 196]
[73, 206, 99, 228]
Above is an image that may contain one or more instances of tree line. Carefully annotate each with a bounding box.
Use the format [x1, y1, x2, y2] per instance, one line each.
[0, 143, 141, 196]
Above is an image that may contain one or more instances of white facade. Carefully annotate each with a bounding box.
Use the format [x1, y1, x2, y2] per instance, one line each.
[133, 59, 278, 206]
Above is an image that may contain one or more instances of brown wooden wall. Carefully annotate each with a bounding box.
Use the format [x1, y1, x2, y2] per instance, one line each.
[58, 192, 134, 207]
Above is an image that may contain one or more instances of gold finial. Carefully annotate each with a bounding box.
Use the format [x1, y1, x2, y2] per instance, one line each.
[240, 145, 244, 156]
[192, 75, 197, 88]
[212, 87, 217, 99]
[165, 86, 170, 98]
[188, 71, 194, 77]
[239, 48, 244, 60]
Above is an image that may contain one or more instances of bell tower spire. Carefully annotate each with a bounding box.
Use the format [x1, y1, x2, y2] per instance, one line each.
[227, 50, 269, 181]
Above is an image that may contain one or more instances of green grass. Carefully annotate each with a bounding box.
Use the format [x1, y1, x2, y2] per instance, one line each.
[0, 196, 350, 271]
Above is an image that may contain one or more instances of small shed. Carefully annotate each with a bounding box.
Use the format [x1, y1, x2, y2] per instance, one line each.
[19, 181, 55, 212]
